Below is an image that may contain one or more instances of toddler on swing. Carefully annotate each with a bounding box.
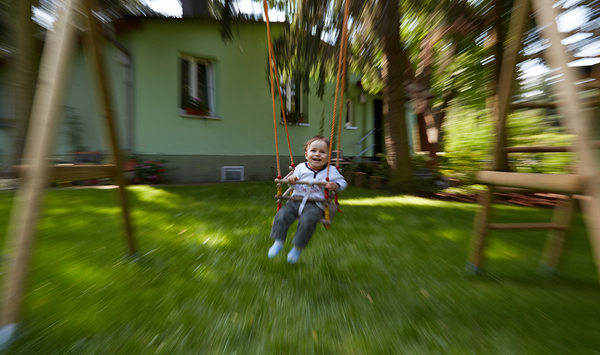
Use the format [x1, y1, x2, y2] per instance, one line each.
[268, 135, 348, 263]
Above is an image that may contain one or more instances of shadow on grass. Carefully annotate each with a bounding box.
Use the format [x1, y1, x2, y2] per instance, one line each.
[0, 182, 598, 354]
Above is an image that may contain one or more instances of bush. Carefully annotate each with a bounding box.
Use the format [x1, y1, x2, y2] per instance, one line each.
[411, 154, 442, 192]
[354, 162, 375, 176]
[134, 159, 167, 184]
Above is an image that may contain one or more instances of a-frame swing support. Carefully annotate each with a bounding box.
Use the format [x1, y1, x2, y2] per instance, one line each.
[468, 0, 600, 283]
[0, 0, 136, 345]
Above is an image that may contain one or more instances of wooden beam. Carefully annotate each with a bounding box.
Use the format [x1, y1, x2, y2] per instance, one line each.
[542, 196, 576, 269]
[17, 164, 116, 182]
[477, 171, 582, 194]
[274, 179, 328, 186]
[532, 0, 600, 283]
[320, 219, 332, 226]
[488, 223, 566, 230]
[503, 146, 570, 153]
[1, 0, 80, 328]
[494, 186, 541, 193]
[274, 195, 329, 203]
[511, 97, 600, 110]
[511, 102, 556, 109]
[491, 0, 531, 171]
[503, 142, 600, 152]
[468, 188, 495, 269]
[84, 1, 136, 255]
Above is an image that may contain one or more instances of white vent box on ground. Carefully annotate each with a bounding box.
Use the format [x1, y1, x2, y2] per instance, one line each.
[221, 166, 244, 182]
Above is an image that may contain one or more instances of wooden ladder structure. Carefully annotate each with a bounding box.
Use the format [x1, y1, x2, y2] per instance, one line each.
[468, 0, 600, 282]
[0, 0, 136, 344]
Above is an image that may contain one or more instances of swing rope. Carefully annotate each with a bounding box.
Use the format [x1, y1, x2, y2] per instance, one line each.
[327, 0, 351, 179]
[264, 0, 351, 221]
[263, 0, 295, 179]
[325, 0, 351, 211]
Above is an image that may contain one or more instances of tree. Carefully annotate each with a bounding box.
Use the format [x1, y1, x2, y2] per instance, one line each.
[229, 0, 418, 193]
[350, 0, 415, 193]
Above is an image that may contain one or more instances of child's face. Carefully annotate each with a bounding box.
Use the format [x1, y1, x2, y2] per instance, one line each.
[305, 140, 329, 170]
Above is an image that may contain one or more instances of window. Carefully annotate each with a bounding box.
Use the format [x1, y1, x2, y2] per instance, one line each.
[280, 80, 307, 124]
[345, 100, 352, 127]
[180, 56, 214, 116]
[0, 81, 14, 122]
[345, 99, 357, 129]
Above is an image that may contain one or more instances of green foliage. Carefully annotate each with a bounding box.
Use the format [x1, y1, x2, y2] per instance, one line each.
[411, 154, 445, 192]
[441, 106, 577, 184]
[354, 162, 375, 176]
[507, 110, 574, 174]
[0, 183, 598, 354]
[442, 106, 494, 184]
[373, 157, 390, 179]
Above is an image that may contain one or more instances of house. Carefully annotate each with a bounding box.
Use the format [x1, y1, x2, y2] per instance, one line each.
[0, 15, 416, 183]
[0, 63, 14, 173]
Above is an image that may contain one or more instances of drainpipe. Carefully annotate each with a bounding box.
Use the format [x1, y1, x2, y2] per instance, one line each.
[104, 23, 135, 155]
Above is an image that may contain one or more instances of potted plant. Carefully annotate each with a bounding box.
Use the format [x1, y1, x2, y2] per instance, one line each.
[185, 96, 210, 116]
[284, 111, 305, 124]
[133, 158, 167, 184]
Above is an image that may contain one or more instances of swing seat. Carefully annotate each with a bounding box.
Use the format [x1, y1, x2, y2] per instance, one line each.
[274, 177, 339, 227]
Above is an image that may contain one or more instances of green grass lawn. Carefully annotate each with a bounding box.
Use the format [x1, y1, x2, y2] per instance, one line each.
[0, 182, 598, 354]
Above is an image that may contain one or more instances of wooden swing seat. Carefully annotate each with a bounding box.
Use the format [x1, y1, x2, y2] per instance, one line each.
[275, 176, 339, 227]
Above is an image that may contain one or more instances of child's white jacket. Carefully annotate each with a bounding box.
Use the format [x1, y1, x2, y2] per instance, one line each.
[291, 163, 348, 210]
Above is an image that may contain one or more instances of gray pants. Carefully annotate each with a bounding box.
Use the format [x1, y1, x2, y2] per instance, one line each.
[270, 200, 324, 249]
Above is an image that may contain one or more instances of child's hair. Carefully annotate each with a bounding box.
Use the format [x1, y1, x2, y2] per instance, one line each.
[304, 135, 330, 152]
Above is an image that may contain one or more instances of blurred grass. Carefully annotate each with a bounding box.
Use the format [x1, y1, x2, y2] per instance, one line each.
[0, 182, 598, 354]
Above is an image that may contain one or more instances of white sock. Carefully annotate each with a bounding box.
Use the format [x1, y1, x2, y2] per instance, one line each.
[287, 246, 302, 264]
[268, 240, 284, 259]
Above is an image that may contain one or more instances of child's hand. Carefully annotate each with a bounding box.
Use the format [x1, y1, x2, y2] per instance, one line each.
[326, 182, 338, 191]
[288, 175, 298, 184]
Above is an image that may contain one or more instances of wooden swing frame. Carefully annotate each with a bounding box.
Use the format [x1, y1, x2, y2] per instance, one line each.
[467, 0, 600, 284]
[0, 0, 136, 342]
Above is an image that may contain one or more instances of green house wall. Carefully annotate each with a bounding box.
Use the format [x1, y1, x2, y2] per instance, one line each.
[0, 69, 13, 172]
[3, 18, 414, 183]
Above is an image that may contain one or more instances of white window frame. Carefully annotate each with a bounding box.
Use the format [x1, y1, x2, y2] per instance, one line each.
[180, 56, 215, 117]
[345, 99, 358, 129]
[279, 79, 308, 125]
[284, 81, 302, 113]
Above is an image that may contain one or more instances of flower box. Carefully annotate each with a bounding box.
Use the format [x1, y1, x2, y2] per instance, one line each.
[185, 107, 209, 116]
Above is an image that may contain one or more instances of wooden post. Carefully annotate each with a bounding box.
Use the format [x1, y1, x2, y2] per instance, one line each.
[467, 0, 530, 274]
[83, 1, 136, 255]
[491, 0, 530, 172]
[1, 0, 80, 328]
[468, 187, 495, 271]
[542, 196, 575, 272]
[532, 0, 600, 283]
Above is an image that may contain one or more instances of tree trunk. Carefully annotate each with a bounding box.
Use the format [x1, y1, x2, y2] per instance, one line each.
[413, 28, 444, 166]
[416, 112, 429, 151]
[380, 9, 415, 193]
[423, 105, 439, 165]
